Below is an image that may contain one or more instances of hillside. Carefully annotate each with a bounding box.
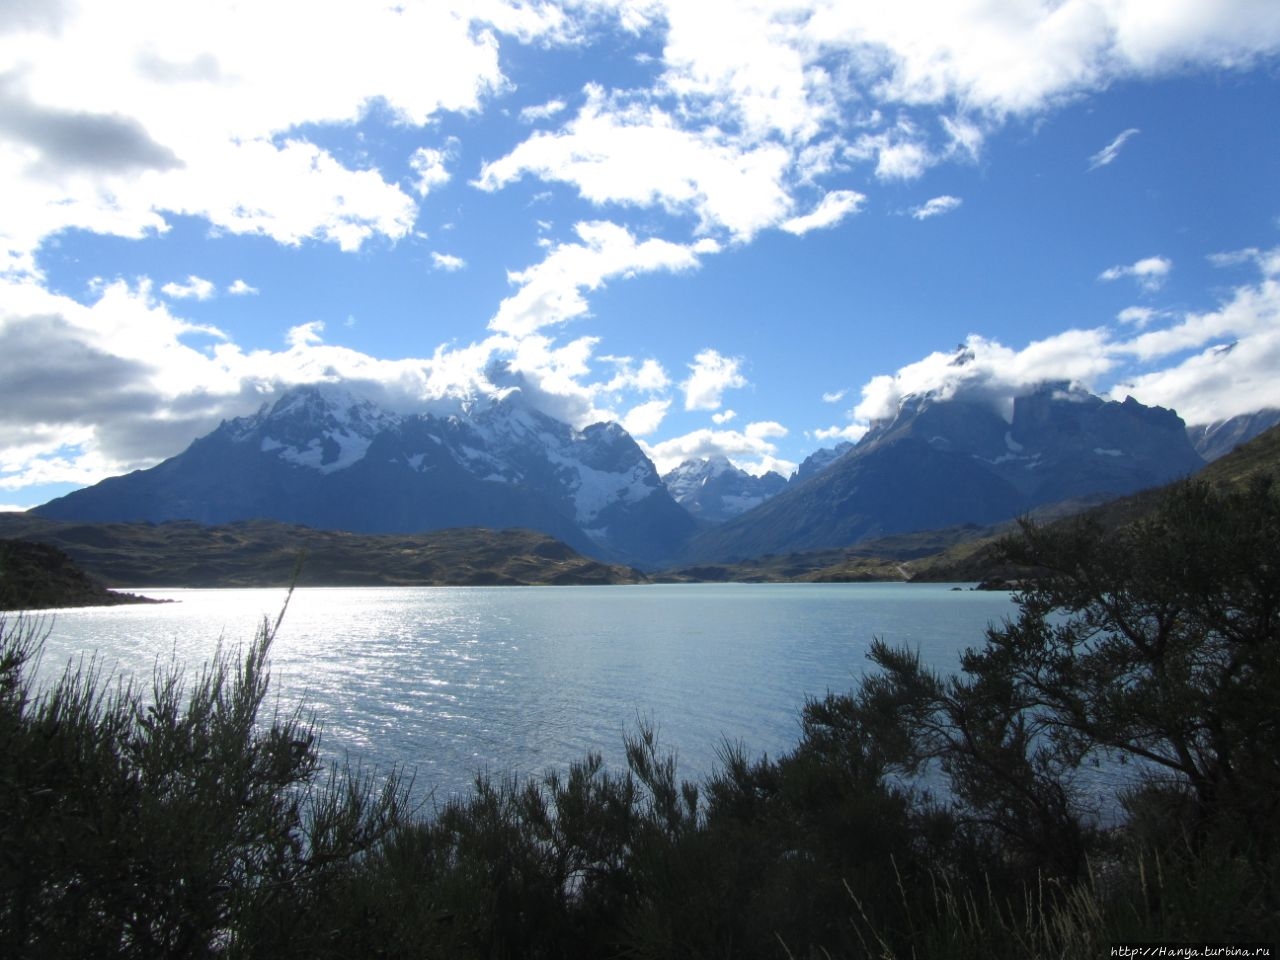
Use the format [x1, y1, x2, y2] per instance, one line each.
[910, 423, 1280, 583]
[0, 515, 648, 588]
[0, 539, 164, 610]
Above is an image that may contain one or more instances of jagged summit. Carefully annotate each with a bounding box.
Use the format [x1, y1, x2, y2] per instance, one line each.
[661, 457, 787, 523]
[34, 384, 694, 568]
[683, 383, 1207, 562]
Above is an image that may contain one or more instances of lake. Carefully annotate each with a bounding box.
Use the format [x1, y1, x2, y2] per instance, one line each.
[28, 583, 1017, 806]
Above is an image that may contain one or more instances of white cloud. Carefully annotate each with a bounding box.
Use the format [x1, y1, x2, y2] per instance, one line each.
[813, 422, 870, 444]
[488, 220, 713, 337]
[620, 398, 670, 436]
[642, 423, 792, 477]
[682, 349, 747, 411]
[852, 330, 1117, 424]
[4, 0, 1277, 281]
[160, 275, 216, 300]
[227, 279, 258, 296]
[910, 195, 962, 220]
[712, 409, 737, 424]
[431, 252, 467, 271]
[745, 420, 786, 441]
[841, 249, 1280, 432]
[821, 389, 846, 403]
[409, 141, 459, 197]
[520, 98, 568, 123]
[1099, 255, 1172, 292]
[1088, 128, 1140, 170]
[1110, 248, 1280, 422]
[476, 85, 794, 240]
[780, 189, 866, 235]
[1116, 306, 1156, 327]
[0, 1, 525, 275]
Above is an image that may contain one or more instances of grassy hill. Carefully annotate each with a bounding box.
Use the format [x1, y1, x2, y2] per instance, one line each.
[0, 539, 165, 610]
[0, 515, 647, 588]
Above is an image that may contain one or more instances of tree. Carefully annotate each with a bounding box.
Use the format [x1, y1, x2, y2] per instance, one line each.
[854, 477, 1280, 880]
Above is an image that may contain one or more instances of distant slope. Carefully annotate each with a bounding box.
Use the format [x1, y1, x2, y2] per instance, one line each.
[0, 516, 648, 588]
[1187, 409, 1280, 461]
[913, 423, 1280, 583]
[0, 539, 164, 610]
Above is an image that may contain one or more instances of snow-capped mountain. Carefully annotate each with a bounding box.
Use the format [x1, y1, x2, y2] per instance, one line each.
[34, 385, 695, 567]
[1187, 409, 1280, 461]
[683, 383, 1207, 562]
[661, 456, 788, 523]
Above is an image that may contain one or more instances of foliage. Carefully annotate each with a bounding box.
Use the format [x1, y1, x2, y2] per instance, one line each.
[0, 605, 407, 959]
[845, 476, 1280, 935]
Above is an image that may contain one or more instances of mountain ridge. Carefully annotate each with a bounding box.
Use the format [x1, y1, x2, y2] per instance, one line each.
[34, 385, 695, 568]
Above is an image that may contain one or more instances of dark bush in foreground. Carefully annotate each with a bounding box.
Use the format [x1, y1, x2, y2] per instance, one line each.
[0, 605, 407, 959]
[3, 478, 1277, 958]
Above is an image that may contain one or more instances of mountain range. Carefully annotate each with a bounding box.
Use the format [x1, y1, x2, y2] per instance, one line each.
[31, 381, 1269, 570]
[33, 385, 694, 568]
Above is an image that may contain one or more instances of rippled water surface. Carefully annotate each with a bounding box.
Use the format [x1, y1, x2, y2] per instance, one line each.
[32, 583, 1016, 803]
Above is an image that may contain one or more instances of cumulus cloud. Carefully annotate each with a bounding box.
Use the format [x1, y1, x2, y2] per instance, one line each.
[1117, 306, 1157, 327]
[682, 349, 747, 411]
[431, 252, 467, 271]
[642, 421, 794, 477]
[621, 398, 670, 436]
[488, 220, 715, 337]
[1099, 255, 1173, 292]
[851, 330, 1118, 425]
[779, 189, 866, 235]
[160, 275, 216, 300]
[712, 409, 736, 424]
[476, 85, 794, 240]
[1088, 128, 1141, 170]
[839, 248, 1280, 431]
[520, 98, 568, 123]
[409, 141, 458, 196]
[910, 195, 962, 220]
[813, 422, 870, 444]
[1109, 245, 1280, 423]
[0, 73, 183, 176]
[0, 1, 519, 275]
[227, 279, 258, 296]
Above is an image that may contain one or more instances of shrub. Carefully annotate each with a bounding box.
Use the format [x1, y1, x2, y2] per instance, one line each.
[0, 607, 407, 959]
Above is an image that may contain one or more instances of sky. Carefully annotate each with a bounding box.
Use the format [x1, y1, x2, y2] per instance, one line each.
[2, 0, 1279, 511]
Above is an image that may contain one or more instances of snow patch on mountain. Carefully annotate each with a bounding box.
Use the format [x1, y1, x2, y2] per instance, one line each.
[662, 455, 787, 523]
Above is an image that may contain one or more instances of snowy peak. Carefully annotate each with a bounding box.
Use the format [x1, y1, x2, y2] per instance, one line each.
[226, 385, 403, 475]
[36, 382, 695, 568]
[662, 456, 787, 523]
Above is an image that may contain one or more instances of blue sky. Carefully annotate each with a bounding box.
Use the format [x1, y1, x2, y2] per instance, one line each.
[2, 0, 1279, 510]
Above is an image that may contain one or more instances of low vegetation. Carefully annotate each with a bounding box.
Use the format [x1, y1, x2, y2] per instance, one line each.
[0, 540, 163, 611]
[0, 517, 646, 589]
[3, 477, 1277, 957]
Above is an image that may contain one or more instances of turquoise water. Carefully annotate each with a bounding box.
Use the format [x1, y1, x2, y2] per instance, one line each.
[31, 583, 1016, 804]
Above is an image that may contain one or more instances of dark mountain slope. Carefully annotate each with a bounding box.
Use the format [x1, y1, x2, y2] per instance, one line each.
[683, 384, 1204, 564]
[33, 385, 695, 568]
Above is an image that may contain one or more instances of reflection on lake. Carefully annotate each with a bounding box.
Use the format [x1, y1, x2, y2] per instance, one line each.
[33, 583, 1016, 804]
